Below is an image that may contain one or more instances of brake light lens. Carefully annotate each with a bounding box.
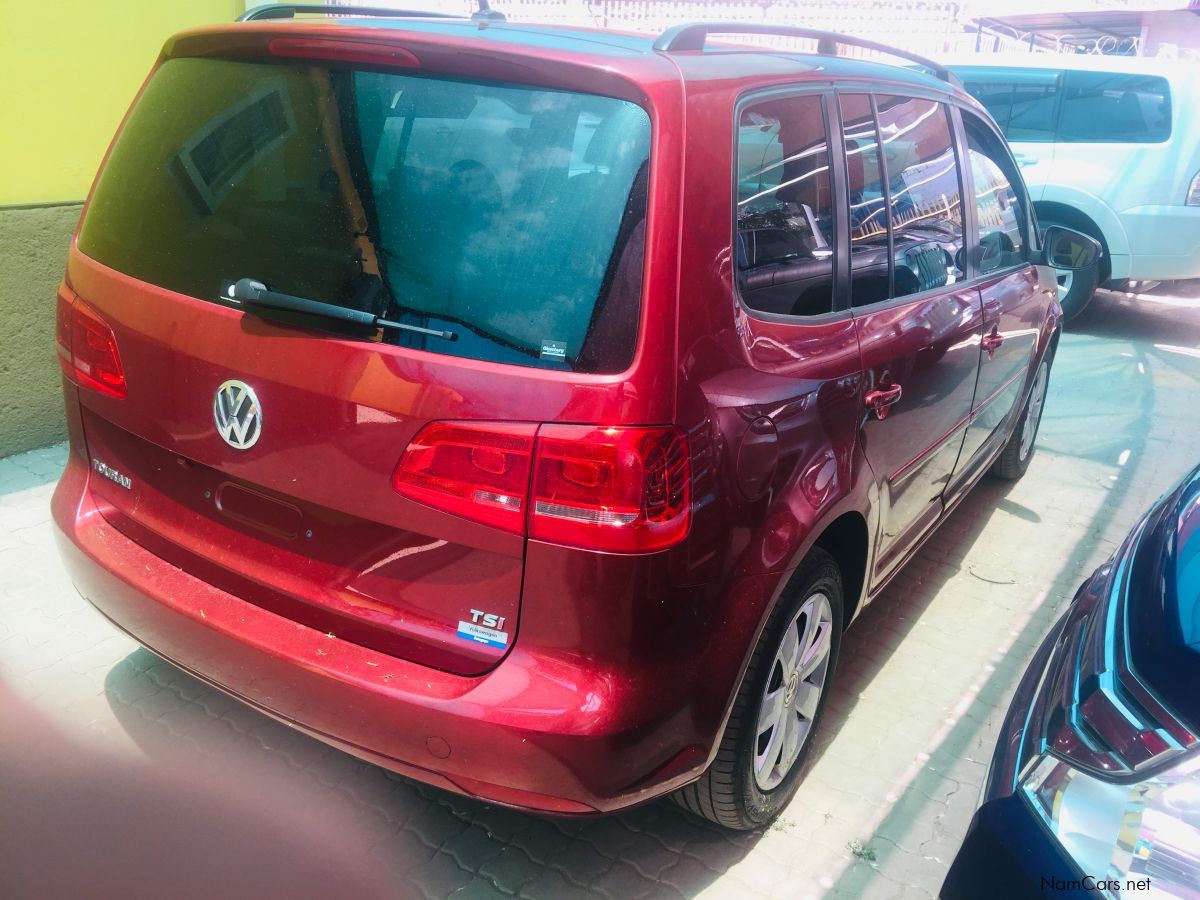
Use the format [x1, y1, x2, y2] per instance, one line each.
[393, 422, 691, 551]
[55, 289, 73, 368]
[56, 290, 127, 398]
[531, 425, 690, 552]
[1187, 171, 1200, 207]
[268, 37, 421, 69]
[393, 422, 537, 535]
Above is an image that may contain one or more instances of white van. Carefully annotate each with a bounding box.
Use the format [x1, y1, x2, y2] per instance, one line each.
[946, 54, 1200, 319]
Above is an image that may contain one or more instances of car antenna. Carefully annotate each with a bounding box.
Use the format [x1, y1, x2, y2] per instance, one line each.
[472, 0, 506, 23]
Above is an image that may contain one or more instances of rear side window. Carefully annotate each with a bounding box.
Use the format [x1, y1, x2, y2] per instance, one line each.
[735, 94, 836, 317]
[1058, 72, 1171, 143]
[78, 58, 651, 373]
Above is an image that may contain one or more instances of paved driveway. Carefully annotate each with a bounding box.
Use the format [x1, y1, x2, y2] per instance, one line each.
[2, 285, 1198, 899]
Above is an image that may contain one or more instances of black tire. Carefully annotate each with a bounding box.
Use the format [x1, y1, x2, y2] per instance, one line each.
[991, 353, 1052, 481]
[1041, 218, 1100, 323]
[672, 548, 844, 830]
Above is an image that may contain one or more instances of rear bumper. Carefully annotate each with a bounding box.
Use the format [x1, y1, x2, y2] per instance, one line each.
[52, 452, 716, 814]
[1118, 206, 1200, 281]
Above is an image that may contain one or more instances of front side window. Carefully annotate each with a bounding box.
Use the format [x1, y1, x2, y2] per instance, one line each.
[736, 94, 836, 317]
[962, 71, 1060, 142]
[1006, 82, 1059, 142]
[1058, 71, 1171, 143]
[960, 113, 1027, 274]
[875, 96, 964, 299]
[963, 80, 1015, 132]
[78, 58, 651, 373]
[962, 113, 1028, 274]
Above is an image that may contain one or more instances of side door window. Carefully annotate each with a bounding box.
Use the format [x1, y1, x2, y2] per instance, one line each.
[839, 94, 892, 307]
[961, 113, 1028, 274]
[844, 94, 985, 584]
[963, 80, 1014, 133]
[736, 94, 837, 317]
[874, 95, 964, 299]
[1006, 78, 1060, 142]
[1058, 71, 1171, 144]
[962, 73, 1061, 143]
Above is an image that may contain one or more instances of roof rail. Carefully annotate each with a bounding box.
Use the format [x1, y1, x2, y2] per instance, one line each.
[652, 23, 961, 87]
[238, 4, 465, 23]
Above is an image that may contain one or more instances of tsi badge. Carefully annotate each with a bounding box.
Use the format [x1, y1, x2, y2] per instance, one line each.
[456, 609, 509, 649]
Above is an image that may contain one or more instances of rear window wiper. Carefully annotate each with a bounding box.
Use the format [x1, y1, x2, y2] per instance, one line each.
[228, 278, 457, 342]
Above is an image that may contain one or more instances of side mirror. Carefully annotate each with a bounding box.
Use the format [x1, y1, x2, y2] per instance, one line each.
[1042, 226, 1103, 270]
[977, 231, 1014, 272]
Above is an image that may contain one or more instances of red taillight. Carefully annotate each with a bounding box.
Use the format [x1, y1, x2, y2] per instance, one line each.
[530, 425, 691, 552]
[56, 290, 127, 398]
[392, 422, 691, 552]
[393, 422, 537, 535]
[55, 290, 73, 369]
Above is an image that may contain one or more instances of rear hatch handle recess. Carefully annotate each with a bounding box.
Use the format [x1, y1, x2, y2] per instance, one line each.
[228, 278, 457, 341]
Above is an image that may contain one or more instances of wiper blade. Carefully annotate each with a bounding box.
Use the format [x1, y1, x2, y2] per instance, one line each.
[228, 278, 456, 341]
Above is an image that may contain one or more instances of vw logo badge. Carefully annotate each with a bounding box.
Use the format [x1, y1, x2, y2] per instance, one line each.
[213, 380, 262, 450]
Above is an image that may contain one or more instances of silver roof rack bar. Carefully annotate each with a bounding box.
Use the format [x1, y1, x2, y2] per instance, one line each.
[238, 4, 466, 22]
[652, 22, 961, 87]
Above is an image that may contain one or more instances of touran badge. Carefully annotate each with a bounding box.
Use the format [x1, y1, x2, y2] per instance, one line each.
[213, 380, 262, 450]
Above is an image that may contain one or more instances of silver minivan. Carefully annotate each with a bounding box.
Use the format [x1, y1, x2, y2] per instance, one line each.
[946, 54, 1200, 319]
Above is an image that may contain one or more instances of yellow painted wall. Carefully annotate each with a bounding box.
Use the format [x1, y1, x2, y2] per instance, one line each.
[0, 0, 246, 205]
[0, 0, 328, 456]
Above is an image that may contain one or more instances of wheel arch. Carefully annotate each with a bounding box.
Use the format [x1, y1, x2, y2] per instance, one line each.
[811, 511, 870, 629]
[1035, 198, 1123, 284]
[1048, 323, 1062, 359]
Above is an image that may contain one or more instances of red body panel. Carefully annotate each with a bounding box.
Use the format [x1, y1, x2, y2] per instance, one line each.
[952, 267, 1057, 495]
[855, 287, 984, 588]
[52, 19, 1061, 814]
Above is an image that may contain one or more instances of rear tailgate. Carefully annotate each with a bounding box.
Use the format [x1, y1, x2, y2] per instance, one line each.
[70, 265, 527, 675]
[65, 31, 673, 675]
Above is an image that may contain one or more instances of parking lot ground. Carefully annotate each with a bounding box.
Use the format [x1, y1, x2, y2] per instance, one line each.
[2, 283, 1199, 899]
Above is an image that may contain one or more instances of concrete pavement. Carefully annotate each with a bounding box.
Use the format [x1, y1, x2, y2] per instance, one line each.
[2, 284, 1198, 898]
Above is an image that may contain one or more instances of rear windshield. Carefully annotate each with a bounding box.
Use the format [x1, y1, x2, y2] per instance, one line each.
[78, 57, 651, 373]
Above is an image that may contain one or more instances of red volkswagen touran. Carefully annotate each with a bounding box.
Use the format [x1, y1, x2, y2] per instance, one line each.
[52, 6, 1100, 829]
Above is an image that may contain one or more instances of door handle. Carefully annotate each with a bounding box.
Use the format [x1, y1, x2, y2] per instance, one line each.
[982, 328, 1004, 359]
[1011, 153, 1035, 168]
[865, 383, 903, 420]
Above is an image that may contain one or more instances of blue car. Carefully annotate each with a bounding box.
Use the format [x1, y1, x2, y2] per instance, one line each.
[942, 466, 1200, 899]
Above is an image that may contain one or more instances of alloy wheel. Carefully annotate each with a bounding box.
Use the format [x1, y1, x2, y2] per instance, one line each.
[1055, 268, 1073, 303]
[753, 592, 834, 791]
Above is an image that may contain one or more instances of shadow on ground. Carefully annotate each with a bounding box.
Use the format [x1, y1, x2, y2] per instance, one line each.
[85, 287, 1200, 898]
[101, 645, 759, 898]
[821, 286, 1200, 895]
[91, 481, 1057, 897]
